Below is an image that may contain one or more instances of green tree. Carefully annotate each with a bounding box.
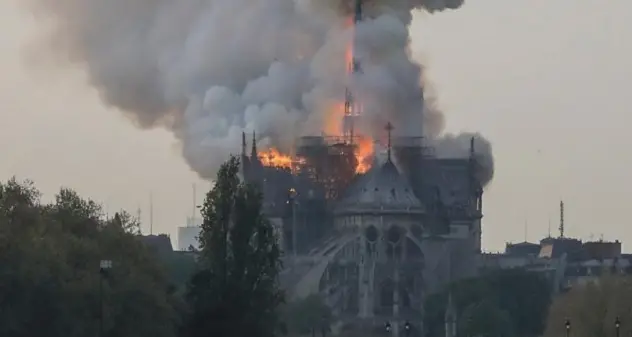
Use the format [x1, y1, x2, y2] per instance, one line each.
[424, 268, 552, 337]
[544, 275, 632, 337]
[280, 295, 333, 336]
[458, 299, 514, 337]
[182, 156, 284, 337]
[0, 178, 180, 337]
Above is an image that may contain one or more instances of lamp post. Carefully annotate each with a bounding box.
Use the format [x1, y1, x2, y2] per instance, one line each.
[615, 316, 621, 337]
[404, 321, 411, 337]
[565, 319, 571, 337]
[289, 188, 298, 258]
[99, 260, 112, 337]
[385, 321, 392, 334]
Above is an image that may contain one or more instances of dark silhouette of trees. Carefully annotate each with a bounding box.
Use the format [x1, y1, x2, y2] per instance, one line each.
[425, 268, 552, 337]
[182, 156, 284, 337]
[0, 178, 180, 337]
[544, 275, 632, 337]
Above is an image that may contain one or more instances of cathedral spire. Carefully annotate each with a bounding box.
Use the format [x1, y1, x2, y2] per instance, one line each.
[251, 130, 258, 159]
[385, 122, 393, 162]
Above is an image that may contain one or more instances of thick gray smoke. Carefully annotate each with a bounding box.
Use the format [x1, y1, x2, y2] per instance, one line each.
[24, 0, 493, 186]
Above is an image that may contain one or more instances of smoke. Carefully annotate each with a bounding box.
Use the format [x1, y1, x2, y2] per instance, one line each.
[23, 0, 493, 186]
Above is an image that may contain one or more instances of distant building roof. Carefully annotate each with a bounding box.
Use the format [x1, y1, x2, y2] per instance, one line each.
[140, 234, 173, 254]
[505, 242, 540, 257]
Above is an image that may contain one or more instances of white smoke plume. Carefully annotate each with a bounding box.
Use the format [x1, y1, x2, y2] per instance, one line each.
[23, 0, 493, 185]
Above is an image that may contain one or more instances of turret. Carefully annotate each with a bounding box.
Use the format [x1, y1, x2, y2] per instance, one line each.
[240, 131, 251, 181]
[251, 130, 258, 160]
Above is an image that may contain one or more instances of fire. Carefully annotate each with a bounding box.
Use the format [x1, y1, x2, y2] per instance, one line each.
[259, 16, 374, 177]
[355, 137, 373, 173]
[259, 148, 304, 170]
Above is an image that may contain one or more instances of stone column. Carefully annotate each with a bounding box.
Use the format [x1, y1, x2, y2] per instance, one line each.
[393, 263, 400, 337]
[358, 232, 368, 318]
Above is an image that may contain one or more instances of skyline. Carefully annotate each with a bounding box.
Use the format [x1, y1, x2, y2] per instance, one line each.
[2, 0, 631, 251]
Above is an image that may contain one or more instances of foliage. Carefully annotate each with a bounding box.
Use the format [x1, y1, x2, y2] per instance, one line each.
[280, 295, 333, 336]
[424, 268, 552, 337]
[0, 178, 180, 337]
[544, 275, 632, 337]
[182, 156, 284, 337]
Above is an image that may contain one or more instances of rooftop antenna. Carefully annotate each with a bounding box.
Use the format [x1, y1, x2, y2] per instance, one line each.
[559, 200, 564, 238]
[149, 192, 154, 235]
[523, 217, 528, 242]
[547, 216, 552, 238]
[192, 183, 197, 223]
[385, 121, 393, 162]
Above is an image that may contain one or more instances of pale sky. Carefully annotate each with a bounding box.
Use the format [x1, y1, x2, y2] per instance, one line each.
[1, 0, 630, 252]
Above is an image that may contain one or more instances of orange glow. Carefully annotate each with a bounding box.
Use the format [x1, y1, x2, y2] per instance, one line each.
[259, 16, 375, 177]
[259, 148, 304, 170]
[355, 137, 373, 173]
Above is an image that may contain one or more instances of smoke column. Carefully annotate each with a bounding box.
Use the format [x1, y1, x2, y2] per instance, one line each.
[23, 0, 493, 186]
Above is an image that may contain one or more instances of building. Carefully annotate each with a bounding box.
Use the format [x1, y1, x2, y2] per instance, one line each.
[483, 236, 631, 294]
[177, 216, 201, 251]
[240, 128, 484, 336]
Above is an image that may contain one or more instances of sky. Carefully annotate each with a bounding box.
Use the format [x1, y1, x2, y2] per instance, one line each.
[1, 0, 630, 252]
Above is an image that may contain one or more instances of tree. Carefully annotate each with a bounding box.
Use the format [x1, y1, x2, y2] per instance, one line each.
[280, 295, 333, 336]
[424, 268, 552, 337]
[0, 178, 180, 337]
[458, 299, 514, 337]
[183, 156, 284, 337]
[544, 275, 632, 337]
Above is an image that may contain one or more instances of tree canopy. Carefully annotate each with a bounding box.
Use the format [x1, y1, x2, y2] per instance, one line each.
[424, 268, 552, 337]
[280, 295, 333, 336]
[0, 178, 180, 337]
[544, 275, 632, 337]
[182, 156, 284, 337]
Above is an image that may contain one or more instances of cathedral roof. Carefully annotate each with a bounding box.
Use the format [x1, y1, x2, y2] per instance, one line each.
[335, 158, 423, 215]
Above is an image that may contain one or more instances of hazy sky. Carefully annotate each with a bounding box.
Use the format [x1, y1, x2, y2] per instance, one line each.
[1, 0, 630, 251]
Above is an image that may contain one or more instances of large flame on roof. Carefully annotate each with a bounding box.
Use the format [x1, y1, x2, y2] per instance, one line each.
[260, 15, 373, 174]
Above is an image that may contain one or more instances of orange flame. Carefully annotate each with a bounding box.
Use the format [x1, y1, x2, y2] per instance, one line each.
[258, 16, 374, 176]
[355, 137, 373, 173]
[259, 148, 304, 170]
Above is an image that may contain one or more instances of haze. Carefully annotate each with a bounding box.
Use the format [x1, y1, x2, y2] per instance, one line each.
[1, 0, 630, 252]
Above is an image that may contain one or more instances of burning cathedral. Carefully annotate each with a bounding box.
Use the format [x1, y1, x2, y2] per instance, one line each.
[238, 1, 484, 336]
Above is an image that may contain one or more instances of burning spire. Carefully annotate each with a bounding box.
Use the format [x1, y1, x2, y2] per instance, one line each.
[342, 0, 363, 145]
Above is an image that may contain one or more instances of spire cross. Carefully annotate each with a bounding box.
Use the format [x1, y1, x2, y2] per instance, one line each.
[385, 122, 393, 161]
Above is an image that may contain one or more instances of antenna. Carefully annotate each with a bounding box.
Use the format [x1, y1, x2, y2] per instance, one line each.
[547, 216, 551, 238]
[192, 183, 197, 221]
[149, 193, 154, 235]
[559, 200, 564, 238]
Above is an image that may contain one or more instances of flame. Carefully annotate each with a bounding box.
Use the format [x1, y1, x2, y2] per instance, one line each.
[259, 148, 305, 170]
[259, 16, 374, 177]
[355, 137, 373, 173]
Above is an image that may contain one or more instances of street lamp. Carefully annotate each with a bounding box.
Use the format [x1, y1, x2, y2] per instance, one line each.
[99, 260, 112, 337]
[288, 188, 298, 258]
[404, 321, 411, 336]
[565, 319, 571, 337]
[615, 316, 621, 337]
[385, 322, 392, 334]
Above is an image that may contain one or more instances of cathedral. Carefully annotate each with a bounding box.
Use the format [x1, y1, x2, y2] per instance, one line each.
[240, 126, 484, 336]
